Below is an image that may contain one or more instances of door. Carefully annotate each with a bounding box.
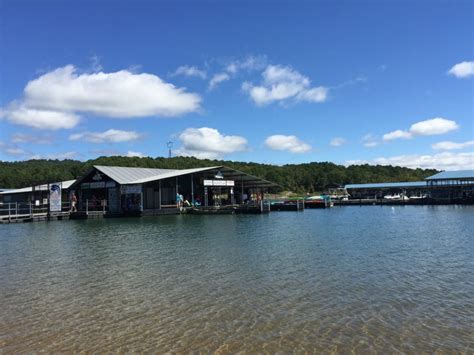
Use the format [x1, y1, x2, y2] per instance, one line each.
[108, 188, 119, 213]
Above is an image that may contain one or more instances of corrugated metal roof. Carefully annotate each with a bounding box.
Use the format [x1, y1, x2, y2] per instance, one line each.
[0, 180, 76, 195]
[92, 165, 279, 188]
[131, 166, 221, 184]
[0, 186, 33, 194]
[425, 170, 474, 180]
[345, 181, 427, 189]
[94, 166, 176, 184]
[61, 180, 77, 189]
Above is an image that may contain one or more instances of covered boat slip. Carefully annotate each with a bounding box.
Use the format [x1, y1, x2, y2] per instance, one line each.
[70, 165, 278, 216]
[344, 170, 474, 204]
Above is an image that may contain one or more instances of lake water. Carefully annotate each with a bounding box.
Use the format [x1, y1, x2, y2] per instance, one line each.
[1, 206, 473, 353]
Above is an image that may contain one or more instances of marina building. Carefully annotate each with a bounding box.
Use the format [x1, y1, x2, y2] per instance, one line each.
[63, 165, 276, 215]
[0, 165, 278, 220]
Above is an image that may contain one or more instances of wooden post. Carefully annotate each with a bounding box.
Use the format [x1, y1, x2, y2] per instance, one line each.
[158, 180, 162, 210]
[176, 177, 179, 208]
[86, 199, 88, 215]
[30, 202, 32, 218]
[8, 202, 11, 222]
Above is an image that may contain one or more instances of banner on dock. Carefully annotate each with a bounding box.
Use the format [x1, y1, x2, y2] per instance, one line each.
[49, 183, 62, 212]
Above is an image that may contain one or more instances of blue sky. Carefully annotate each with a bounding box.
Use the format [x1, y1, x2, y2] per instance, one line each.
[0, 0, 473, 170]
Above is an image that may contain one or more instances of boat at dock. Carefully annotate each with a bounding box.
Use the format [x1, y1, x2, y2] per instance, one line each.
[383, 193, 409, 201]
[304, 195, 333, 208]
[270, 199, 305, 211]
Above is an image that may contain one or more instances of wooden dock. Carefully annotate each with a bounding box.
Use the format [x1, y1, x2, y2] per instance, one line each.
[0, 211, 70, 224]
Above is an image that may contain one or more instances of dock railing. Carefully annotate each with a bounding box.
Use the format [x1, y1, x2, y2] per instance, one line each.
[0, 202, 50, 221]
[83, 199, 108, 215]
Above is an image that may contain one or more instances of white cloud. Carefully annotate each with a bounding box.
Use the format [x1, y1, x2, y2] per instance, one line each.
[264, 134, 311, 153]
[346, 152, 474, 171]
[11, 133, 53, 144]
[90, 149, 121, 156]
[89, 55, 103, 72]
[0, 141, 30, 158]
[382, 129, 412, 141]
[24, 65, 201, 118]
[172, 65, 207, 79]
[29, 151, 79, 160]
[177, 127, 247, 159]
[409, 118, 459, 136]
[447, 61, 474, 78]
[383, 117, 459, 141]
[5, 147, 26, 156]
[1, 106, 80, 130]
[208, 72, 230, 90]
[362, 134, 379, 148]
[69, 129, 142, 143]
[432, 140, 474, 150]
[242, 65, 328, 106]
[296, 87, 329, 103]
[331, 75, 368, 90]
[1, 65, 202, 130]
[330, 137, 347, 147]
[225, 55, 267, 74]
[126, 151, 145, 158]
[49, 151, 79, 160]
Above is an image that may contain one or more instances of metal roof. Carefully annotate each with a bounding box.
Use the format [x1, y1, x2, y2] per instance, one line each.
[80, 165, 279, 188]
[345, 181, 427, 189]
[0, 180, 76, 195]
[94, 165, 176, 184]
[425, 170, 474, 180]
[130, 166, 221, 184]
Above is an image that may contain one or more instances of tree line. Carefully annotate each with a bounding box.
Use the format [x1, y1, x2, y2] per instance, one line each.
[0, 156, 438, 192]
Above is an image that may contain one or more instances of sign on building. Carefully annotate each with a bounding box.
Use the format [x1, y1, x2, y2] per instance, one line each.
[49, 183, 62, 212]
[121, 184, 142, 194]
[203, 180, 235, 187]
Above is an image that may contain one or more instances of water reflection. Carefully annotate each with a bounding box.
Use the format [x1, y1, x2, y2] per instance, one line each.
[0, 206, 473, 352]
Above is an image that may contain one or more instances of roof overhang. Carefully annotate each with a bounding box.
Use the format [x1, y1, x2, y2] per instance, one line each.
[69, 165, 280, 190]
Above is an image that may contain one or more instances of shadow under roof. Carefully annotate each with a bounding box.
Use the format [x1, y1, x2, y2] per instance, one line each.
[345, 181, 427, 189]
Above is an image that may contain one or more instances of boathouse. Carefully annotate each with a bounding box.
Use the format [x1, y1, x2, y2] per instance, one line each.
[68, 165, 278, 215]
[425, 170, 474, 202]
[345, 169, 474, 203]
[345, 181, 429, 199]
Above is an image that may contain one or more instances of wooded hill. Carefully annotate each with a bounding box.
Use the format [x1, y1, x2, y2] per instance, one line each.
[0, 156, 438, 192]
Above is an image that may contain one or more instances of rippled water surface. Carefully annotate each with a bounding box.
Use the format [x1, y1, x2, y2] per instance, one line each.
[1, 206, 473, 353]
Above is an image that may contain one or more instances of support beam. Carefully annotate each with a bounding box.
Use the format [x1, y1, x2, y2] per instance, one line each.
[191, 174, 194, 205]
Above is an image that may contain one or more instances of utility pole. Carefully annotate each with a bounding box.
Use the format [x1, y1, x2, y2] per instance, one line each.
[167, 141, 173, 158]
